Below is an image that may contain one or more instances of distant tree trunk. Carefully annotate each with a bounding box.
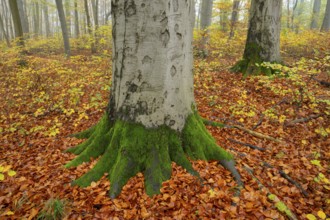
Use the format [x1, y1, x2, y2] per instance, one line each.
[8, 0, 24, 47]
[17, 0, 29, 35]
[200, 0, 213, 29]
[55, 0, 71, 57]
[310, 0, 321, 29]
[84, 0, 96, 53]
[291, 0, 298, 30]
[91, 0, 99, 49]
[321, 0, 330, 31]
[64, 0, 72, 37]
[229, 0, 240, 39]
[33, 2, 40, 37]
[220, 10, 228, 32]
[231, 0, 282, 75]
[0, 13, 11, 47]
[287, 0, 291, 28]
[200, 0, 213, 56]
[295, 0, 304, 33]
[43, 1, 51, 37]
[74, 0, 80, 38]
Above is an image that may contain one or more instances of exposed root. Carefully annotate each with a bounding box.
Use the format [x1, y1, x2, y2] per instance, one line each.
[65, 112, 243, 198]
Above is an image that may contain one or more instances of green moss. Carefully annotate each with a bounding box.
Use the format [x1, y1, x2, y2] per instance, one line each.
[65, 111, 237, 198]
[230, 43, 281, 76]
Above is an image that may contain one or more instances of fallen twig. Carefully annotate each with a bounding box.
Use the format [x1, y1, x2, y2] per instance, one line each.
[203, 118, 283, 143]
[284, 114, 323, 127]
[244, 166, 298, 220]
[311, 75, 330, 87]
[228, 138, 266, 151]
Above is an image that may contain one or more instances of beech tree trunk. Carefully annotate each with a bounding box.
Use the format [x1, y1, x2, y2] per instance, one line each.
[8, 0, 24, 46]
[310, 0, 321, 29]
[200, 0, 213, 29]
[17, 0, 29, 35]
[231, 0, 282, 75]
[0, 13, 11, 47]
[229, 0, 240, 39]
[321, 0, 330, 31]
[65, 0, 241, 198]
[43, 1, 51, 37]
[55, 0, 71, 57]
[84, 0, 96, 53]
[74, 0, 80, 38]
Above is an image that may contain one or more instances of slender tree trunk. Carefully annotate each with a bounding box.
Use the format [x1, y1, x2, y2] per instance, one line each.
[221, 10, 228, 32]
[200, 0, 213, 29]
[65, 0, 241, 199]
[55, 0, 71, 57]
[84, 0, 96, 53]
[229, 0, 240, 39]
[17, 0, 29, 34]
[291, 0, 298, 30]
[8, 0, 24, 46]
[43, 1, 51, 37]
[33, 2, 40, 37]
[310, 0, 321, 29]
[321, 0, 330, 31]
[0, 13, 11, 47]
[74, 0, 80, 38]
[65, 0, 71, 37]
[295, 0, 304, 33]
[287, 0, 291, 29]
[232, 0, 282, 75]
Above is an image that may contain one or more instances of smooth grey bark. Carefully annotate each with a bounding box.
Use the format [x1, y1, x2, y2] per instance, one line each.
[33, 2, 40, 36]
[17, 0, 29, 34]
[74, 0, 80, 38]
[64, 0, 71, 37]
[55, 0, 71, 57]
[321, 0, 330, 31]
[232, 0, 282, 75]
[229, 0, 240, 38]
[310, 0, 321, 29]
[0, 13, 11, 46]
[200, 0, 213, 29]
[43, 1, 51, 37]
[84, 0, 96, 53]
[111, 0, 195, 130]
[287, 0, 291, 28]
[8, 0, 24, 46]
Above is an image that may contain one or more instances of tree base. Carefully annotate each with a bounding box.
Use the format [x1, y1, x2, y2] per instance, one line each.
[230, 59, 282, 76]
[65, 113, 241, 198]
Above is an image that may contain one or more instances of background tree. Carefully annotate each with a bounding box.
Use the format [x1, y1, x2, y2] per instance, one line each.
[8, 0, 24, 47]
[43, 1, 51, 37]
[74, 0, 80, 38]
[65, 0, 241, 198]
[0, 13, 11, 47]
[55, 0, 71, 57]
[84, 0, 96, 53]
[229, 0, 240, 38]
[200, 0, 214, 56]
[321, 0, 330, 31]
[231, 0, 282, 75]
[310, 0, 321, 29]
[17, 0, 29, 35]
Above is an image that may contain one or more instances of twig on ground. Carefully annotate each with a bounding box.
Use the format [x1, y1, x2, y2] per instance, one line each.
[284, 114, 323, 127]
[228, 138, 266, 151]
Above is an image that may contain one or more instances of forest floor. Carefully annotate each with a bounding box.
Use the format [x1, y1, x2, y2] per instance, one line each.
[0, 31, 329, 220]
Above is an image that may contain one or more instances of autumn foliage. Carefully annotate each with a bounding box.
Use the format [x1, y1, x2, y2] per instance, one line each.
[0, 30, 329, 219]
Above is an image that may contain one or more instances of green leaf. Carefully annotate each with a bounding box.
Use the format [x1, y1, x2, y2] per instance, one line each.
[0, 173, 4, 181]
[311, 160, 322, 168]
[306, 214, 317, 220]
[8, 170, 16, 177]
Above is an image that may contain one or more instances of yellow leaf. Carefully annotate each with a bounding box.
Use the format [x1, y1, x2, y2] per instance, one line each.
[5, 211, 14, 215]
[0, 173, 4, 181]
[208, 189, 216, 198]
[3, 165, 12, 172]
[0, 166, 4, 172]
[318, 210, 326, 219]
[8, 170, 16, 177]
[306, 214, 317, 220]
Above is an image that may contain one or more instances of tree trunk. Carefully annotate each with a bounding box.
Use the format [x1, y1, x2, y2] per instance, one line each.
[84, 0, 96, 53]
[200, 0, 213, 29]
[65, 0, 241, 199]
[321, 0, 330, 31]
[231, 0, 282, 75]
[55, 0, 71, 57]
[287, 0, 290, 29]
[229, 0, 240, 39]
[0, 13, 11, 47]
[74, 0, 80, 38]
[64, 0, 71, 37]
[33, 2, 40, 37]
[43, 1, 51, 37]
[8, 0, 24, 46]
[17, 0, 29, 34]
[310, 0, 321, 29]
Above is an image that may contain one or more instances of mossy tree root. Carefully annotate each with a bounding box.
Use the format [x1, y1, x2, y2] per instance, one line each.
[65, 113, 242, 198]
